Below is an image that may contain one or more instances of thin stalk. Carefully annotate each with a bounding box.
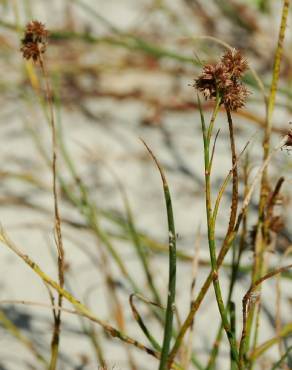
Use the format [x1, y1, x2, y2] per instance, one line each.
[206, 106, 240, 370]
[249, 303, 261, 370]
[129, 294, 163, 351]
[38, 56, 65, 370]
[212, 140, 249, 227]
[225, 107, 239, 234]
[201, 97, 239, 364]
[207, 154, 249, 370]
[140, 140, 177, 370]
[229, 301, 237, 370]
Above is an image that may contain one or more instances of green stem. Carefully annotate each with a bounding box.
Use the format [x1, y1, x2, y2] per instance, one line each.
[140, 140, 177, 370]
[206, 107, 241, 370]
[202, 98, 239, 365]
[130, 294, 162, 352]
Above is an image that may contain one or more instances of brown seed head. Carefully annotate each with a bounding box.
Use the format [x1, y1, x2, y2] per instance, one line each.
[221, 48, 248, 79]
[223, 82, 250, 111]
[195, 62, 230, 99]
[20, 20, 49, 62]
[25, 21, 49, 42]
[194, 48, 249, 111]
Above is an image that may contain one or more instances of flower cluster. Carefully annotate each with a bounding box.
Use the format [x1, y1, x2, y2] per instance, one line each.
[20, 20, 49, 62]
[195, 49, 249, 111]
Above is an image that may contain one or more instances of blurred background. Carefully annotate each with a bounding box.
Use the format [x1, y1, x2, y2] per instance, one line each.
[0, 1, 292, 369]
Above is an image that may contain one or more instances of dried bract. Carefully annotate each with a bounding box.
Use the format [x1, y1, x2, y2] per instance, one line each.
[20, 20, 49, 62]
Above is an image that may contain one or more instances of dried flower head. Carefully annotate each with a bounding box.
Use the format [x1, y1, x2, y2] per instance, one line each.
[223, 82, 249, 111]
[195, 63, 230, 99]
[194, 48, 249, 111]
[20, 20, 49, 62]
[221, 48, 248, 79]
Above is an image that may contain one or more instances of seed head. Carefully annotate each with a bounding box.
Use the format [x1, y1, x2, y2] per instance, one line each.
[195, 63, 230, 99]
[221, 48, 248, 79]
[194, 49, 249, 111]
[20, 20, 49, 62]
[223, 82, 250, 111]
